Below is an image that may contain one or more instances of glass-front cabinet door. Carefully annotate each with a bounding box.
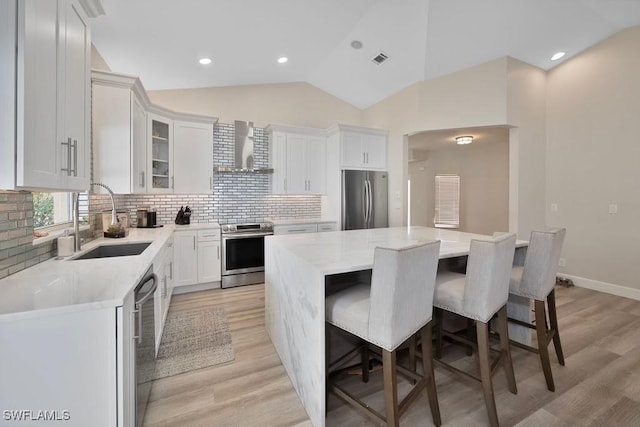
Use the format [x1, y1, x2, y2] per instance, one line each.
[148, 113, 173, 193]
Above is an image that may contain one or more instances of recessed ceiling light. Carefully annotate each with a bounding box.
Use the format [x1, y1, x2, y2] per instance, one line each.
[277, 57, 288, 64]
[199, 57, 212, 65]
[455, 136, 473, 145]
[350, 40, 363, 50]
[551, 51, 565, 61]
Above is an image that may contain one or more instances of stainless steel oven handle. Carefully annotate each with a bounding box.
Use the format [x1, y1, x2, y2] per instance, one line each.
[222, 232, 273, 239]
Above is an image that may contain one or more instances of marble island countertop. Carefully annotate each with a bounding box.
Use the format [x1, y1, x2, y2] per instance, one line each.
[0, 223, 219, 321]
[267, 226, 528, 276]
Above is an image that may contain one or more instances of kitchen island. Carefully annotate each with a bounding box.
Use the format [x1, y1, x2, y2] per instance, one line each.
[264, 226, 528, 427]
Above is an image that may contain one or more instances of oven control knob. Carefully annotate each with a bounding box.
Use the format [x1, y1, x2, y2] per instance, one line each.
[222, 225, 229, 232]
[264, 223, 272, 230]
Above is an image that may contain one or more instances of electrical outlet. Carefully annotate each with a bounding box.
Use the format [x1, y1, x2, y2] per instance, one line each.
[558, 258, 566, 267]
[551, 203, 558, 212]
[608, 204, 618, 214]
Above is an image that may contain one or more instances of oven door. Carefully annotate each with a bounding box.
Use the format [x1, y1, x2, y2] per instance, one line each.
[222, 232, 270, 276]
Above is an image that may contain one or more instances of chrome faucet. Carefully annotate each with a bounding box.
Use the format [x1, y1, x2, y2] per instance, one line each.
[72, 182, 118, 252]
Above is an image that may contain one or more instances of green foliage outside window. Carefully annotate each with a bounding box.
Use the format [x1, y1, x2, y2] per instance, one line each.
[33, 192, 54, 228]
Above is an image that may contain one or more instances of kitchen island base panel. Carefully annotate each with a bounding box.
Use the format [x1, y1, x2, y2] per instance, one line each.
[265, 239, 326, 426]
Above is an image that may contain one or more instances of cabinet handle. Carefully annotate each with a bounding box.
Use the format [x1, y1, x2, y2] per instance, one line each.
[140, 171, 145, 187]
[362, 152, 365, 164]
[288, 228, 308, 233]
[172, 176, 175, 189]
[131, 310, 138, 341]
[72, 139, 78, 176]
[162, 275, 167, 298]
[193, 236, 196, 251]
[169, 262, 173, 279]
[210, 176, 213, 190]
[61, 138, 71, 175]
[217, 245, 220, 260]
[284, 178, 287, 192]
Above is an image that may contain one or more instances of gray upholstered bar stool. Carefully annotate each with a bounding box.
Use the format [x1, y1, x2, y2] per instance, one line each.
[433, 233, 517, 427]
[508, 228, 566, 392]
[325, 241, 442, 427]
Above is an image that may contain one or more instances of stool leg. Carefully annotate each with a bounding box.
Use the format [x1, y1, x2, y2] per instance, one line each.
[547, 290, 565, 366]
[466, 318, 474, 356]
[535, 299, 555, 392]
[477, 321, 499, 427]
[421, 322, 442, 426]
[435, 308, 443, 359]
[361, 342, 370, 383]
[408, 334, 417, 385]
[382, 349, 399, 427]
[497, 306, 517, 394]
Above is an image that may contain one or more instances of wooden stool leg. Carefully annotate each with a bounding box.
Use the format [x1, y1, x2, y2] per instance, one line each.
[535, 299, 555, 392]
[466, 318, 474, 356]
[435, 308, 443, 359]
[361, 342, 370, 383]
[547, 290, 565, 366]
[497, 306, 517, 394]
[382, 349, 399, 427]
[421, 322, 442, 426]
[408, 334, 417, 385]
[477, 321, 499, 427]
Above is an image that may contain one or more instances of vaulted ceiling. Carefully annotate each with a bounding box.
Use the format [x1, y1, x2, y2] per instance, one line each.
[91, 0, 640, 109]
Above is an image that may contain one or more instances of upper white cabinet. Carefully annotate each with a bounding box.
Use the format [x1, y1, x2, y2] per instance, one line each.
[268, 125, 326, 195]
[174, 121, 214, 194]
[331, 124, 388, 171]
[148, 114, 174, 193]
[92, 71, 147, 194]
[1, 0, 91, 191]
[91, 70, 217, 195]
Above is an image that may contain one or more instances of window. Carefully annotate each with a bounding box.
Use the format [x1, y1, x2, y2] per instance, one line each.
[33, 192, 73, 228]
[434, 175, 460, 228]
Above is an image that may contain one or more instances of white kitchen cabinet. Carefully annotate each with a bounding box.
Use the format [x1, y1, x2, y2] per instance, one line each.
[173, 121, 214, 194]
[148, 113, 174, 193]
[197, 230, 221, 283]
[332, 125, 388, 171]
[268, 125, 326, 195]
[173, 230, 198, 287]
[1, 0, 91, 191]
[0, 307, 119, 426]
[273, 221, 337, 235]
[154, 237, 174, 351]
[92, 73, 148, 194]
[174, 227, 221, 290]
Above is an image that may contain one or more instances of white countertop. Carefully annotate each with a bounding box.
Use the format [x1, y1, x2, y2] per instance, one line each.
[268, 218, 337, 226]
[0, 222, 217, 321]
[266, 226, 528, 276]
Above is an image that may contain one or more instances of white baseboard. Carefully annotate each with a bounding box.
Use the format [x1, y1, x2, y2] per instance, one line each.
[172, 281, 221, 295]
[561, 274, 640, 301]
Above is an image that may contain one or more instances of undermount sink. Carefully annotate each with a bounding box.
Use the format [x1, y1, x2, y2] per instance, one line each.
[71, 242, 152, 260]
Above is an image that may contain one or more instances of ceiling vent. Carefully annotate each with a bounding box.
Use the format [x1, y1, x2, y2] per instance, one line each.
[371, 52, 389, 65]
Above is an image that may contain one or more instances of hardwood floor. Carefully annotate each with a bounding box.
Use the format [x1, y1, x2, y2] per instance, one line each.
[144, 284, 640, 426]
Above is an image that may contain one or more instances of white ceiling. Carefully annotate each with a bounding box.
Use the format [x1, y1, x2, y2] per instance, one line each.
[91, 0, 640, 109]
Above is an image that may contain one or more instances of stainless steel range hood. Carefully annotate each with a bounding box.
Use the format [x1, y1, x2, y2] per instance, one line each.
[214, 120, 273, 174]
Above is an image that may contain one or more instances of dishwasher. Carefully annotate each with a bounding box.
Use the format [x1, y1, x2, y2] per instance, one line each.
[134, 266, 158, 427]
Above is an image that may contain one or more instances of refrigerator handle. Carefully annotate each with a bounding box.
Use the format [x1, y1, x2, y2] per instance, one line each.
[367, 180, 373, 228]
[341, 172, 347, 229]
[362, 180, 368, 227]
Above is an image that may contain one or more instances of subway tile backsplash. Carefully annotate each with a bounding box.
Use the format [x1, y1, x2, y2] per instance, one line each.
[0, 122, 322, 278]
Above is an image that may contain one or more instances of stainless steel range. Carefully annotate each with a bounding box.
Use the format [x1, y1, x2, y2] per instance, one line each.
[220, 222, 273, 288]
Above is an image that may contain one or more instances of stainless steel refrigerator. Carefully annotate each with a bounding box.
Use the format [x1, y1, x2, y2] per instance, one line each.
[342, 170, 388, 230]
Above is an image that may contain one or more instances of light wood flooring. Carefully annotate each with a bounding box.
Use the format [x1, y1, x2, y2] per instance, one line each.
[144, 284, 640, 426]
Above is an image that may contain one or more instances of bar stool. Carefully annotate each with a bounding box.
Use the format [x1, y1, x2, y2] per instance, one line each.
[508, 228, 566, 392]
[433, 233, 517, 427]
[326, 241, 442, 427]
